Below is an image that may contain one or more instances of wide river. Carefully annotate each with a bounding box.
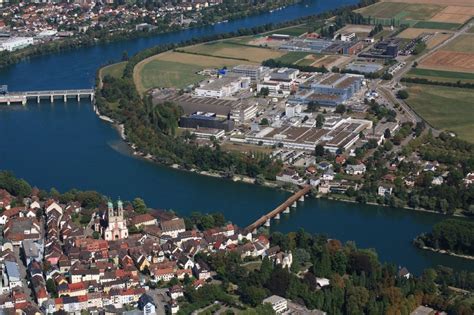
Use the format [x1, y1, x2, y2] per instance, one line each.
[0, 0, 472, 274]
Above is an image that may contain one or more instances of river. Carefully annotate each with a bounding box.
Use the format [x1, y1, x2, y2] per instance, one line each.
[0, 0, 472, 274]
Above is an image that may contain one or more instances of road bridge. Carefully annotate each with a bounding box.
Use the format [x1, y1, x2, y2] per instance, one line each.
[0, 89, 94, 105]
[245, 185, 311, 234]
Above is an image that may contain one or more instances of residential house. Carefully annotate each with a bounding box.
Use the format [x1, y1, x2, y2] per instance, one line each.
[262, 295, 288, 314]
[345, 164, 366, 175]
[138, 293, 156, 315]
[4, 261, 22, 289]
[378, 186, 393, 197]
[276, 169, 305, 186]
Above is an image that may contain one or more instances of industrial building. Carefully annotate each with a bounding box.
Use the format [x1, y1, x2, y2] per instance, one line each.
[179, 112, 235, 132]
[359, 38, 401, 59]
[345, 61, 383, 74]
[279, 38, 363, 55]
[159, 93, 258, 123]
[236, 118, 372, 152]
[257, 67, 300, 96]
[0, 37, 34, 51]
[288, 73, 364, 106]
[231, 65, 270, 81]
[194, 75, 250, 98]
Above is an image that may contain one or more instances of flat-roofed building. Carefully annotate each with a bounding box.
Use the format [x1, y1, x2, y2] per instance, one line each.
[289, 73, 364, 106]
[263, 295, 288, 314]
[231, 65, 270, 81]
[179, 111, 235, 132]
[194, 76, 250, 98]
[4, 261, 22, 289]
[238, 118, 371, 152]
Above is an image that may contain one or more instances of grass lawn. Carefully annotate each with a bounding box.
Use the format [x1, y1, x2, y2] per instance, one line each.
[406, 68, 474, 83]
[139, 60, 203, 91]
[405, 84, 474, 142]
[359, 2, 444, 20]
[134, 50, 251, 94]
[275, 51, 311, 64]
[100, 62, 126, 80]
[413, 21, 461, 30]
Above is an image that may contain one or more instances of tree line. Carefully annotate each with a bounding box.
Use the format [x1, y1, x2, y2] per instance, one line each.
[414, 219, 474, 256]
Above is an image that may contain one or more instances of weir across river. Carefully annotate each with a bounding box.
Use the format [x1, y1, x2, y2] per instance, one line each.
[0, 89, 94, 105]
[245, 185, 311, 234]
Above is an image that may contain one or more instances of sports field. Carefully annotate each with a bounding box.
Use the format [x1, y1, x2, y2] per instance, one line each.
[405, 68, 474, 83]
[405, 84, 474, 142]
[182, 41, 285, 63]
[134, 51, 250, 94]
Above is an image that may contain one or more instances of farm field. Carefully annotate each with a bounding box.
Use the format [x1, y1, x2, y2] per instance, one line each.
[405, 84, 474, 142]
[425, 32, 452, 49]
[359, 2, 444, 20]
[381, 0, 473, 5]
[134, 51, 250, 94]
[429, 5, 474, 23]
[442, 34, 474, 53]
[181, 41, 285, 63]
[362, 1, 473, 29]
[412, 21, 461, 30]
[397, 28, 434, 39]
[405, 68, 474, 83]
[419, 51, 474, 73]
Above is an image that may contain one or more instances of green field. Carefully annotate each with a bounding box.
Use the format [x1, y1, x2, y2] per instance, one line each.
[360, 2, 444, 20]
[101, 62, 126, 79]
[405, 84, 474, 142]
[296, 58, 316, 66]
[406, 68, 474, 83]
[139, 60, 203, 90]
[275, 51, 310, 64]
[271, 25, 312, 36]
[413, 21, 460, 30]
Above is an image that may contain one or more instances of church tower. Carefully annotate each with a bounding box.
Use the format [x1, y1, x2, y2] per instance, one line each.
[103, 198, 128, 241]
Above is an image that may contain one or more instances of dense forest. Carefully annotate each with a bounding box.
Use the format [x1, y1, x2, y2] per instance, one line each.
[187, 230, 474, 315]
[414, 219, 474, 256]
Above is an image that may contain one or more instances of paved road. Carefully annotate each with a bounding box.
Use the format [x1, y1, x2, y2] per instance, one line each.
[376, 21, 473, 132]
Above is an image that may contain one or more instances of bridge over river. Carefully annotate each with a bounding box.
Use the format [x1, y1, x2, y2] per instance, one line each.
[245, 185, 311, 234]
[0, 89, 94, 105]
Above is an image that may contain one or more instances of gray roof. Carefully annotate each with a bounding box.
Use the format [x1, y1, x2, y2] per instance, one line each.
[5, 260, 20, 280]
[23, 239, 39, 257]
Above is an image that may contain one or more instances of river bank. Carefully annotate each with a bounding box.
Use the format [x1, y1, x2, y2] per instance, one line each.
[416, 245, 474, 261]
[0, 0, 301, 70]
[5, 0, 474, 274]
